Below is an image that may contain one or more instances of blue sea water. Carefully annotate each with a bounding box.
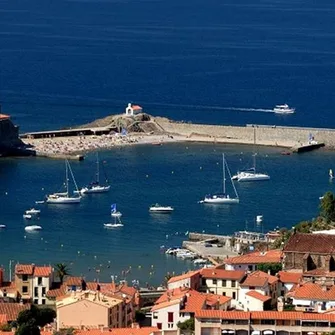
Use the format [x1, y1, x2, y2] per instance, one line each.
[1, 0, 335, 285]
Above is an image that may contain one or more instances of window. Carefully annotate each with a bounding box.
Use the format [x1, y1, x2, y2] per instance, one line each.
[34, 299, 38, 304]
[42, 287, 46, 295]
[248, 265, 253, 271]
[153, 312, 158, 319]
[38, 277, 42, 285]
[231, 280, 236, 288]
[22, 274, 28, 282]
[202, 278, 206, 286]
[34, 287, 38, 297]
[168, 312, 174, 323]
[222, 280, 227, 287]
[22, 286, 28, 293]
[212, 279, 217, 285]
[42, 299, 46, 305]
[222, 292, 226, 296]
[232, 292, 236, 299]
[157, 323, 162, 330]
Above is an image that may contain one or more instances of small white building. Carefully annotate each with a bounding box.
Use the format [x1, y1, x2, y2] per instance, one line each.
[125, 103, 143, 116]
[277, 271, 302, 297]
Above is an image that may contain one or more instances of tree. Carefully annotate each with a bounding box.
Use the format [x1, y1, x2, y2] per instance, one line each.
[36, 308, 56, 327]
[15, 320, 40, 335]
[17, 306, 39, 326]
[17, 306, 55, 328]
[319, 192, 335, 223]
[54, 263, 71, 284]
[257, 263, 282, 275]
[177, 317, 195, 332]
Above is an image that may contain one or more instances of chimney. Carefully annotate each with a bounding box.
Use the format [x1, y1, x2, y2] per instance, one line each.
[81, 279, 87, 291]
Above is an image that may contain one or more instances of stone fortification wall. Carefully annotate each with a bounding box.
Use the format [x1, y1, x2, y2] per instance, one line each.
[156, 118, 335, 148]
[0, 119, 20, 143]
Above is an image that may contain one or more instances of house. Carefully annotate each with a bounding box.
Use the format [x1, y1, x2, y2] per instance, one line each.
[194, 310, 335, 335]
[14, 264, 54, 304]
[167, 270, 201, 290]
[223, 249, 282, 272]
[0, 302, 30, 323]
[287, 282, 335, 312]
[125, 103, 143, 116]
[56, 289, 125, 330]
[151, 288, 231, 331]
[282, 233, 335, 284]
[199, 268, 246, 306]
[277, 271, 302, 297]
[238, 271, 279, 311]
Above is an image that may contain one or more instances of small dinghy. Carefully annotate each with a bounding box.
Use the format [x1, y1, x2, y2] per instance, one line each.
[104, 223, 124, 228]
[0, 225, 6, 229]
[25, 208, 41, 215]
[23, 214, 32, 220]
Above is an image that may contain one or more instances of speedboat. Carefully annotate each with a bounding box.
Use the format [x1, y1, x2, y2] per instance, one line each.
[194, 258, 208, 265]
[273, 104, 295, 114]
[23, 214, 32, 220]
[25, 208, 41, 215]
[149, 204, 174, 213]
[25, 225, 42, 231]
[104, 223, 124, 228]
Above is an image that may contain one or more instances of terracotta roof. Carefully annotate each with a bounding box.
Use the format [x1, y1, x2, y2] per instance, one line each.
[0, 314, 7, 324]
[278, 271, 302, 284]
[15, 265, 34, 275]
[34, 266, 52, 277]
[168, 270, 200, 284]
[288, 282, 335, 300]
[195, 310, 335, 322]
[205, 293, 231, 306]
[155, 287, 187, 305]
[303, 269, 335, 278]
[0, 302, 30, 321]
[200, 268, 246, 281]
[225, 249, 282, 265]
[283, 233, 335, 253]
[245, 291, 271, 302]
[151, 299, 180, 311]
[131, 105, 142, 110]
[0, 281, 18, 294]
[240, 271, 278, 287]
[0, 329, 158, 335]
[64, 276, 82, 286]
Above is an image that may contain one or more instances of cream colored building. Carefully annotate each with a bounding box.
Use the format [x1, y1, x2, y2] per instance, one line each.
[56, 290, 124, 330]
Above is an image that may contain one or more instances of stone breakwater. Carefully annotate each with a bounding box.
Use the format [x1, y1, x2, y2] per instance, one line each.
[156, 117, 335, 149]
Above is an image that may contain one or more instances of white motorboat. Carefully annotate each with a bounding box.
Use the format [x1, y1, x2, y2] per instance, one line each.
[111, 203, 122, 217]
[0, 225, 6, 229]
[273, 104, 295, 114]
[104, 223, 124, 228]
[25, 208, 41, 215]
[46, 160, 81, 204]
[35, 200, 45, 204]
[232, 128, 270, 182]
[25, 225, 42, 231]
[149, 204, 174, 213]
[194, 258, 208, 265]
[202, 154, 239, 204]
[79, 153, 110, 194]
[23, 214, 32, 220]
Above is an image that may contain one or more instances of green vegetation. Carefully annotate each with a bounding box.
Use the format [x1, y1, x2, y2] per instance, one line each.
[135, 310, 146, 323]
[177, 317, 195, 332]
[257, 263, 282, 275]
[54, 263, 71, 284]
[0, 323, 12, 331]
[15, 306, 56, 335]
[272, 191, 335, 248]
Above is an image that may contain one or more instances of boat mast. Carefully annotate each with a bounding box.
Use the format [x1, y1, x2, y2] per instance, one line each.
[225, 155, 239, 199]
[65, 160, 69, 196]
[96, 152, 100, 184]
[253, 126, 256, 173]
[222, 154, 226, 194]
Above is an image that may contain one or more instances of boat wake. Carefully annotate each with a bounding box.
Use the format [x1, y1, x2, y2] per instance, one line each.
[224, 107, 274, 113]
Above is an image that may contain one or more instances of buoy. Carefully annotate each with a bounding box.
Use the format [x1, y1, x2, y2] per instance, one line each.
[77, 251, 80, 254]
[138, 265, 142, 269]
[200, 167, 202, 170]
[94, 255, 97, 259]
[5, 192, 8, 195]
[171, 171, 174, 174]
[146, 174, 149, 178]
[151, 264, 154, 268]
[186, 147, 188, 149]
[61, 244, 63, 247]
[166, 234, 169, 239]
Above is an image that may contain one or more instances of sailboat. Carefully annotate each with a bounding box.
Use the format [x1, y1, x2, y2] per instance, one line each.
[232, 127, 270, 182]
[79, 153, 110, 194]
[201, 154, 239, 204]
[330, 169, 334, 180]
[46, 160, 81, 204]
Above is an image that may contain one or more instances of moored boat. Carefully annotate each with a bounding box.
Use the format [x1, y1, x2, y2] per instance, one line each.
[25, 225, 42, 231]
[25, 208, 41, 215]
[149, 204, 174, 213]
[273, 104, 295, 114]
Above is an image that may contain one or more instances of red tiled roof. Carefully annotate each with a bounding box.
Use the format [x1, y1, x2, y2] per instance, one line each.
[0, 314, 7, 324]
[195, 310, 335, 322]
[64, 276, 82, 286]
[278, 271, 302, 284]
[131, 105, 142, 110]
[288, 282, 335, 300]
[0, 303, 30, 321]
[168, 270, 200, 284]
[34, 266, 52, 277]
[225, 249, 282, 265]
[303, 269, 335, 278]
[283, 233, 335, 254]
[245, 291, 271, 302]
[205, 293, 231, 306]
[0, 281, 18, 294]
[200, 268, 246, 281]
[151, 299, 180, 311]
[155, 287, 188, 305]
[15, 264, 34, 275]
[0, 329, 159, 335]
[240, 271, 278, 287]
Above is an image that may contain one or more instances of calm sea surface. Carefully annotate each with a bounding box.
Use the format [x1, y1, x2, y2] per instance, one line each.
[0, 0, 335, 285]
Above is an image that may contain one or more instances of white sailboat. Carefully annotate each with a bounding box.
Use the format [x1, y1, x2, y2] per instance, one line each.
[111, 203, 122, 217]
[330, 169, 334, 180]
[201, 153, 239, 204]
[79, 153, 110, 194]
[46, 160, 81, 204]
[232, 127, 270, 182]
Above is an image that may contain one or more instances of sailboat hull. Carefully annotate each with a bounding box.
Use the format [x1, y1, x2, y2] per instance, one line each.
[81, 185, 110, 194]
[204, 196, 239, 204]
[237, 172, 270, 182]
[46, 196, 81, 204]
